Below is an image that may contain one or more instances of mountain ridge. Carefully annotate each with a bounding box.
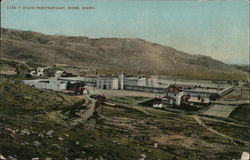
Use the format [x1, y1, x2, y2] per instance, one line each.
[0, 28, 244, 79]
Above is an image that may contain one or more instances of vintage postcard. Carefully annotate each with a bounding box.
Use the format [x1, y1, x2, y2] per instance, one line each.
[0, 0, 249, 159]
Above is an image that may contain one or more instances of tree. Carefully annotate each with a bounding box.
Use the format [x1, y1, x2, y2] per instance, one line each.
[15, 63, 29, 77]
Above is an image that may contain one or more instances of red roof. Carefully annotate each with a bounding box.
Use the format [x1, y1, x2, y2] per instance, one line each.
[165, 85, 182, 93]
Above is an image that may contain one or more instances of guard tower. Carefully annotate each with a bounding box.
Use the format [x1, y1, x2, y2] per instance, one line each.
[118, 73, 124, 90]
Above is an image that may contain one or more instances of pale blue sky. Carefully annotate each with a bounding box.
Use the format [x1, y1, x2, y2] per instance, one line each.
[1, 0, 249, 63]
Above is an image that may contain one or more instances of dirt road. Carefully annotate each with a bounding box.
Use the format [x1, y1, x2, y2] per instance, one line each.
[192, 115, 248, 146]
[71, 95, 97, 126]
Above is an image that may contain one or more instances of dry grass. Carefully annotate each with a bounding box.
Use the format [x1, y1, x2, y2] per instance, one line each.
[222, 88, 249, 101]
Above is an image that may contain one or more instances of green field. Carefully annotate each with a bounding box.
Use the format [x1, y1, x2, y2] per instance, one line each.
[229, 104, 250, 122]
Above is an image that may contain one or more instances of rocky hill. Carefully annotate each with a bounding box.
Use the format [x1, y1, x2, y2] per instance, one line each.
[0, 28, 245, 79]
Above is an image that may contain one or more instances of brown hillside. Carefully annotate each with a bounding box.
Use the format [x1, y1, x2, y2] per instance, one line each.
[0, 28, 244, 79]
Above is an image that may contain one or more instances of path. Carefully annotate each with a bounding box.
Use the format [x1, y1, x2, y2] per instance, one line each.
[192, 115, 248, 146]
[70, 95, 97, 126]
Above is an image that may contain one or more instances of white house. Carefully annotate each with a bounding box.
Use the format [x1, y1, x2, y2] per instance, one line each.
[162, 85, 181, 105]
[162, 84, 189, 106]
[82, 88, 89, 95]
[29, 67, 45, 77]
[153, 102, 163, 108]
[36, 67, 44, 77]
